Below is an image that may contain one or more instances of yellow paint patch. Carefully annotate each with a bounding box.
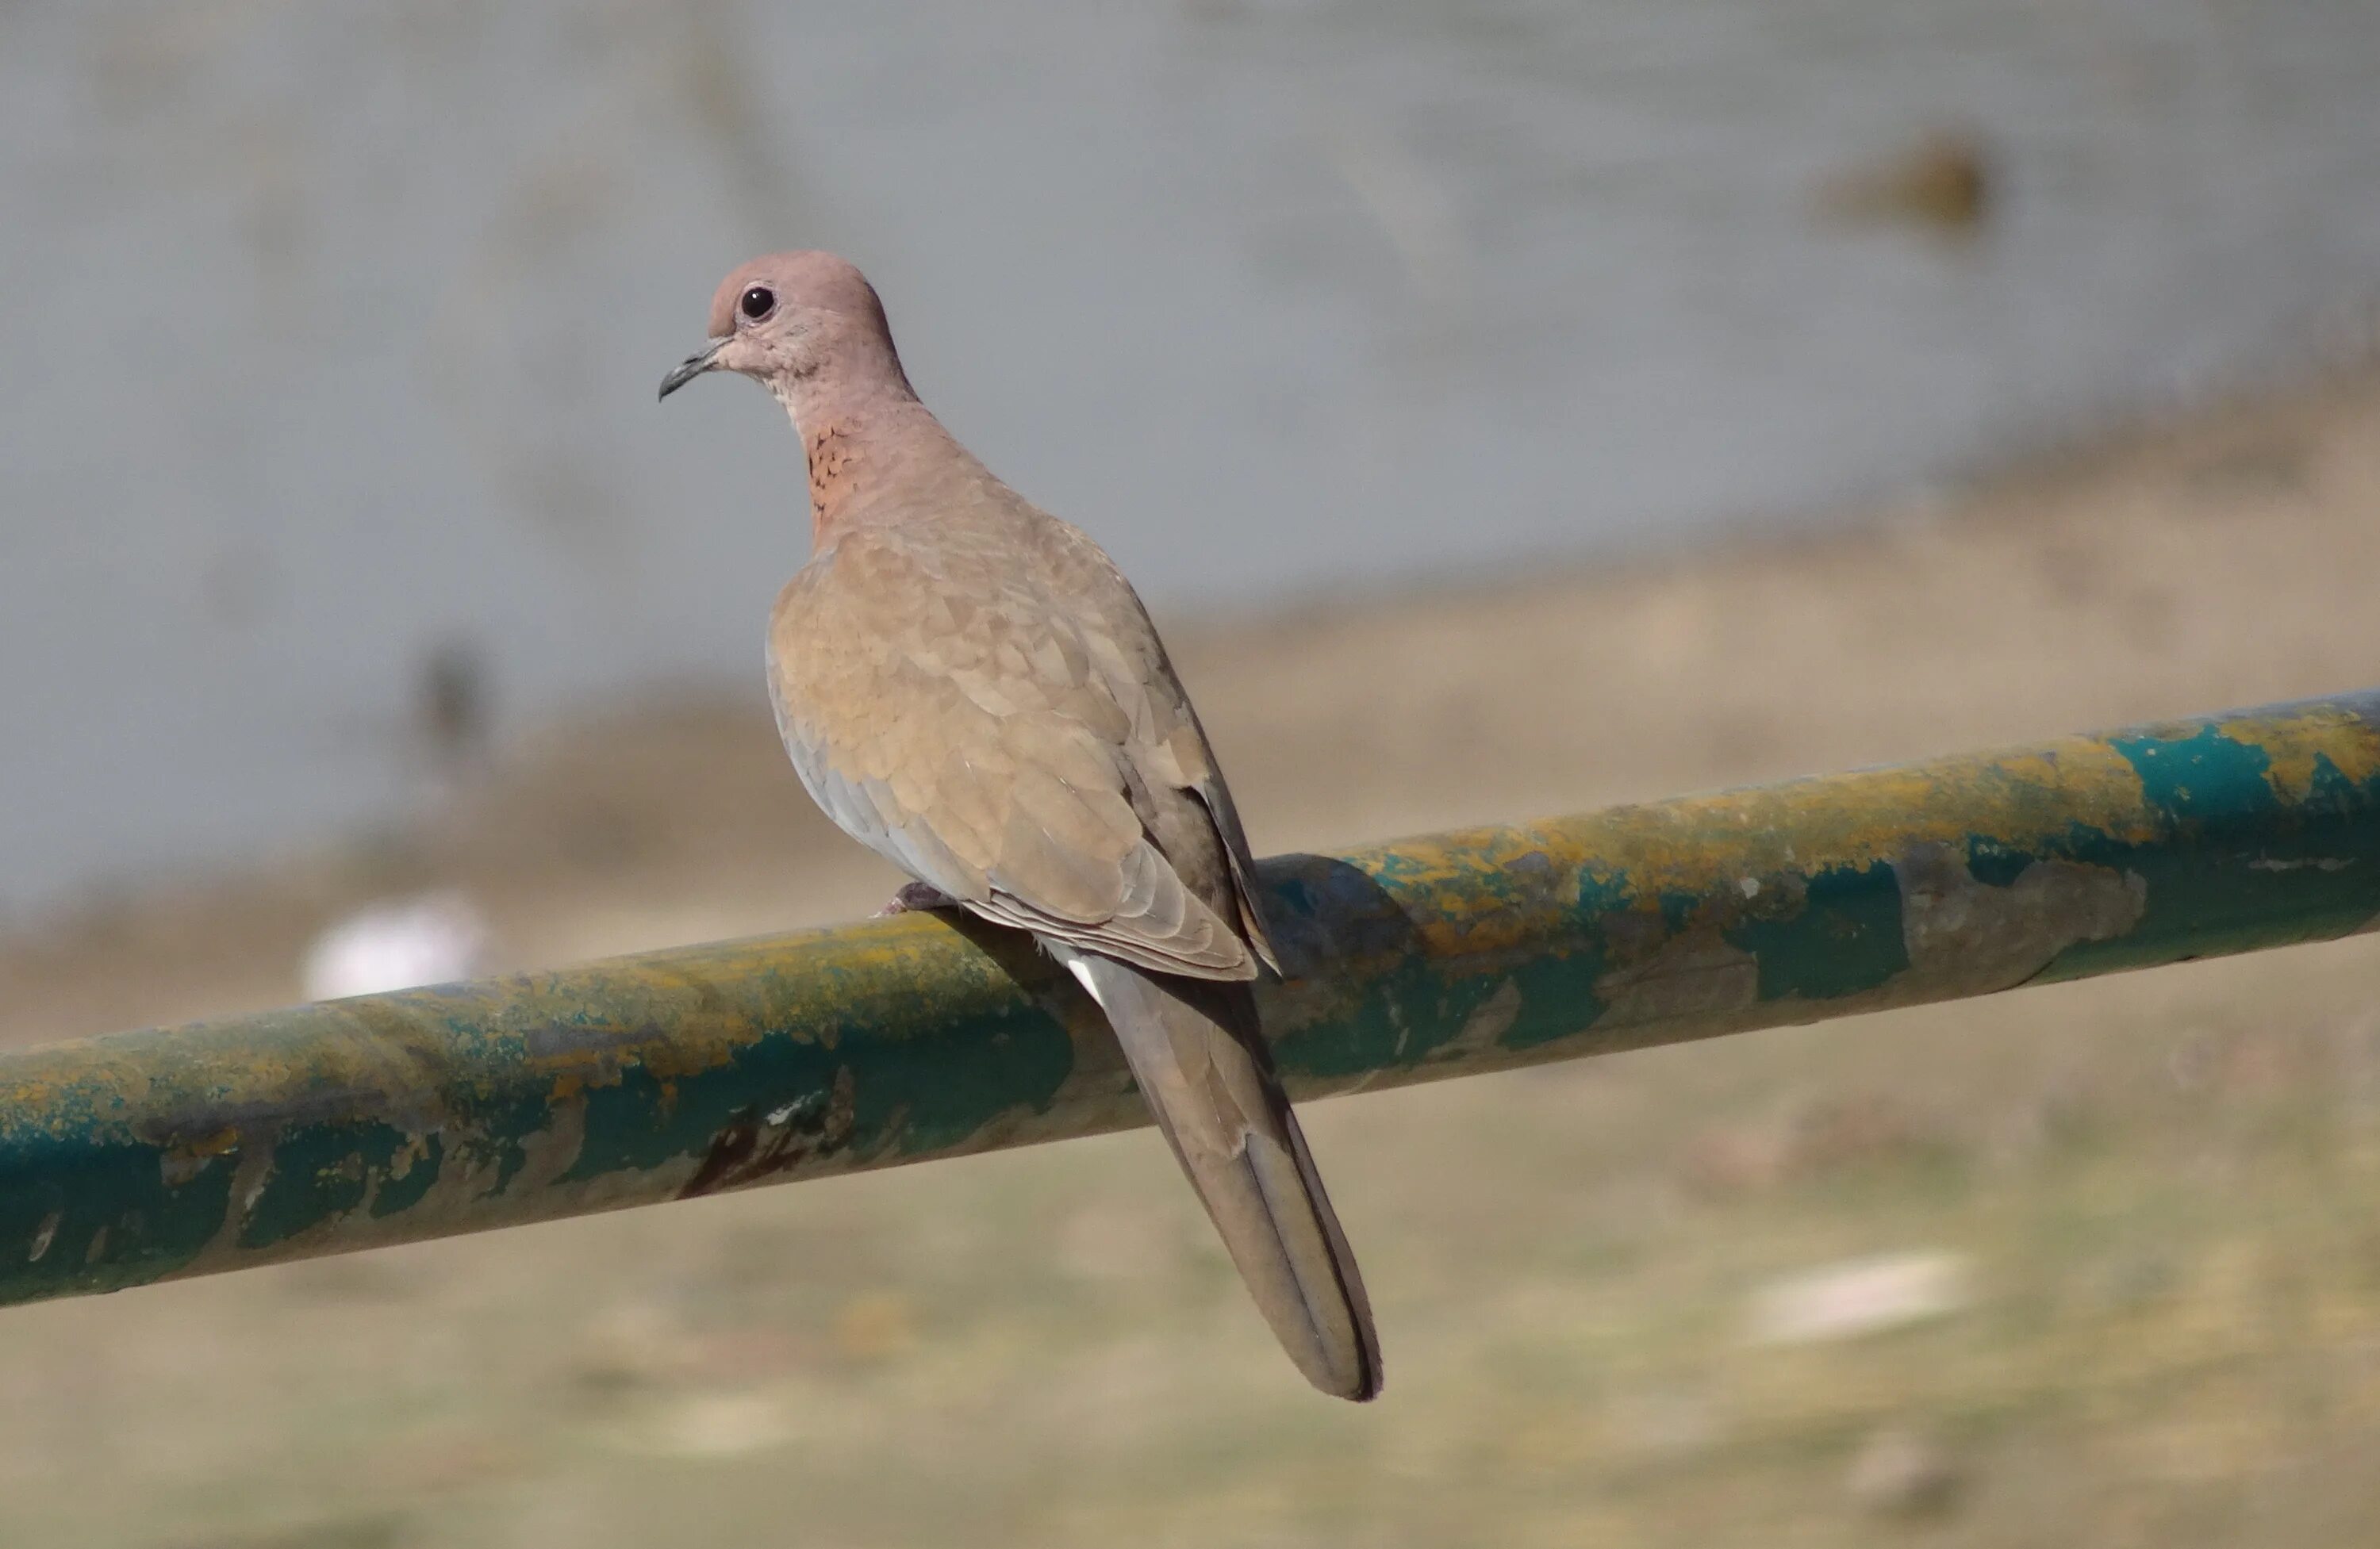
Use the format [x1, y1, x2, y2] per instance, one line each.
[2220, 707, 2380, 802]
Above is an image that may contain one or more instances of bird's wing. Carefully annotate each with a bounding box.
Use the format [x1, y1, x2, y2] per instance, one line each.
[770, 517, 1275, 981]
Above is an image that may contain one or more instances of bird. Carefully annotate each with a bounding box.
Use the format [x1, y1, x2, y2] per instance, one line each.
[658, 251, 1381, 1401]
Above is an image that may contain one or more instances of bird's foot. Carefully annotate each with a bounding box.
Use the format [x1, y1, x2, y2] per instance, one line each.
[875, 881, 958, 917]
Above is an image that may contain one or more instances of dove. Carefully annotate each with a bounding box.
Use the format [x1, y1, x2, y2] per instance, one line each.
[661, 251, 1380, 1400]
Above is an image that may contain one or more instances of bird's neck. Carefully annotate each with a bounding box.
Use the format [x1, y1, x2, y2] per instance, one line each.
[801, 412, 869, 538]
[783, 389, 961, 544]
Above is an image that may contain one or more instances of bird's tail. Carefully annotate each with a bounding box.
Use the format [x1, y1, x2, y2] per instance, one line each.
[1056, 947, 1382, 1401]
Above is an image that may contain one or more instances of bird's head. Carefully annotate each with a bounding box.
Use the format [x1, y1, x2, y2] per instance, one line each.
[658, 250, 912, 406]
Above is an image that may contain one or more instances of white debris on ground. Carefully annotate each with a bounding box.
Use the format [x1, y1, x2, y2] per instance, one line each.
[1745, 1251, 1973, 1345]
[299, 891, 492, 1001]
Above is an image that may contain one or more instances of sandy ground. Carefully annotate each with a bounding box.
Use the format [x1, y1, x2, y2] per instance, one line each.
[3, 368, 2380, 1547]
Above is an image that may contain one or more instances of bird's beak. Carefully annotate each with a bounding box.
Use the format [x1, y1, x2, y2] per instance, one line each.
[658, 338, 729, 401]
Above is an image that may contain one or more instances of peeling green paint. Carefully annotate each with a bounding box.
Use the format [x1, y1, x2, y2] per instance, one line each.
[1728, 861, 1912, 1002]
[0, 689, 2376, 1309]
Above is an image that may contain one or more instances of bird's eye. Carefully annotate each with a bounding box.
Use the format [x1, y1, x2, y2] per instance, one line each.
[739, 286, 776, 321]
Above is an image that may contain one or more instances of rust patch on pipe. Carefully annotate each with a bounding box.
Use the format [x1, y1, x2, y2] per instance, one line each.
[1595, 932, 1760, 1031]
[678, 1066, 858, 1200]
[1894, 843, 2148, 993]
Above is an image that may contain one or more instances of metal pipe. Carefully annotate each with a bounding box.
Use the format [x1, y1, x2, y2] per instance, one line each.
[4, 691, 2377, 1309]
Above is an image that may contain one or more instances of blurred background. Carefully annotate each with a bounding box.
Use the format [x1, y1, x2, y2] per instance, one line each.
[6, 1, 2380, 1544]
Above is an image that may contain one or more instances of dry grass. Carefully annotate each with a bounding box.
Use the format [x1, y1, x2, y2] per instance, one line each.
[4, 370, 2380, 1547]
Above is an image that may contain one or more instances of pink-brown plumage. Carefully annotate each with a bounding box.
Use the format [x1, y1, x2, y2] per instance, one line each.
[664, 251, 1379, 1401]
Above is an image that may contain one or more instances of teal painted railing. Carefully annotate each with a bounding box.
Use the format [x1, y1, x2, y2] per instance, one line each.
[2, 690, 2376, 1308]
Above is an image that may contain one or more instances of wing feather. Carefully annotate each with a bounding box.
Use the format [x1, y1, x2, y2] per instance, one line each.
[770, 520, 1273, 980]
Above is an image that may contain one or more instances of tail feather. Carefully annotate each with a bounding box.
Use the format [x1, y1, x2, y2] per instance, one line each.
[1055, 945, 1381, 1401]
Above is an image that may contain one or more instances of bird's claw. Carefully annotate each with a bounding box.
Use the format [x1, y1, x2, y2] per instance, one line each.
[875, 881, 957, 917]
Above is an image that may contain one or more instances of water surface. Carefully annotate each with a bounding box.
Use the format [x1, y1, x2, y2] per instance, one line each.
[4, 0, 2378, 911]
